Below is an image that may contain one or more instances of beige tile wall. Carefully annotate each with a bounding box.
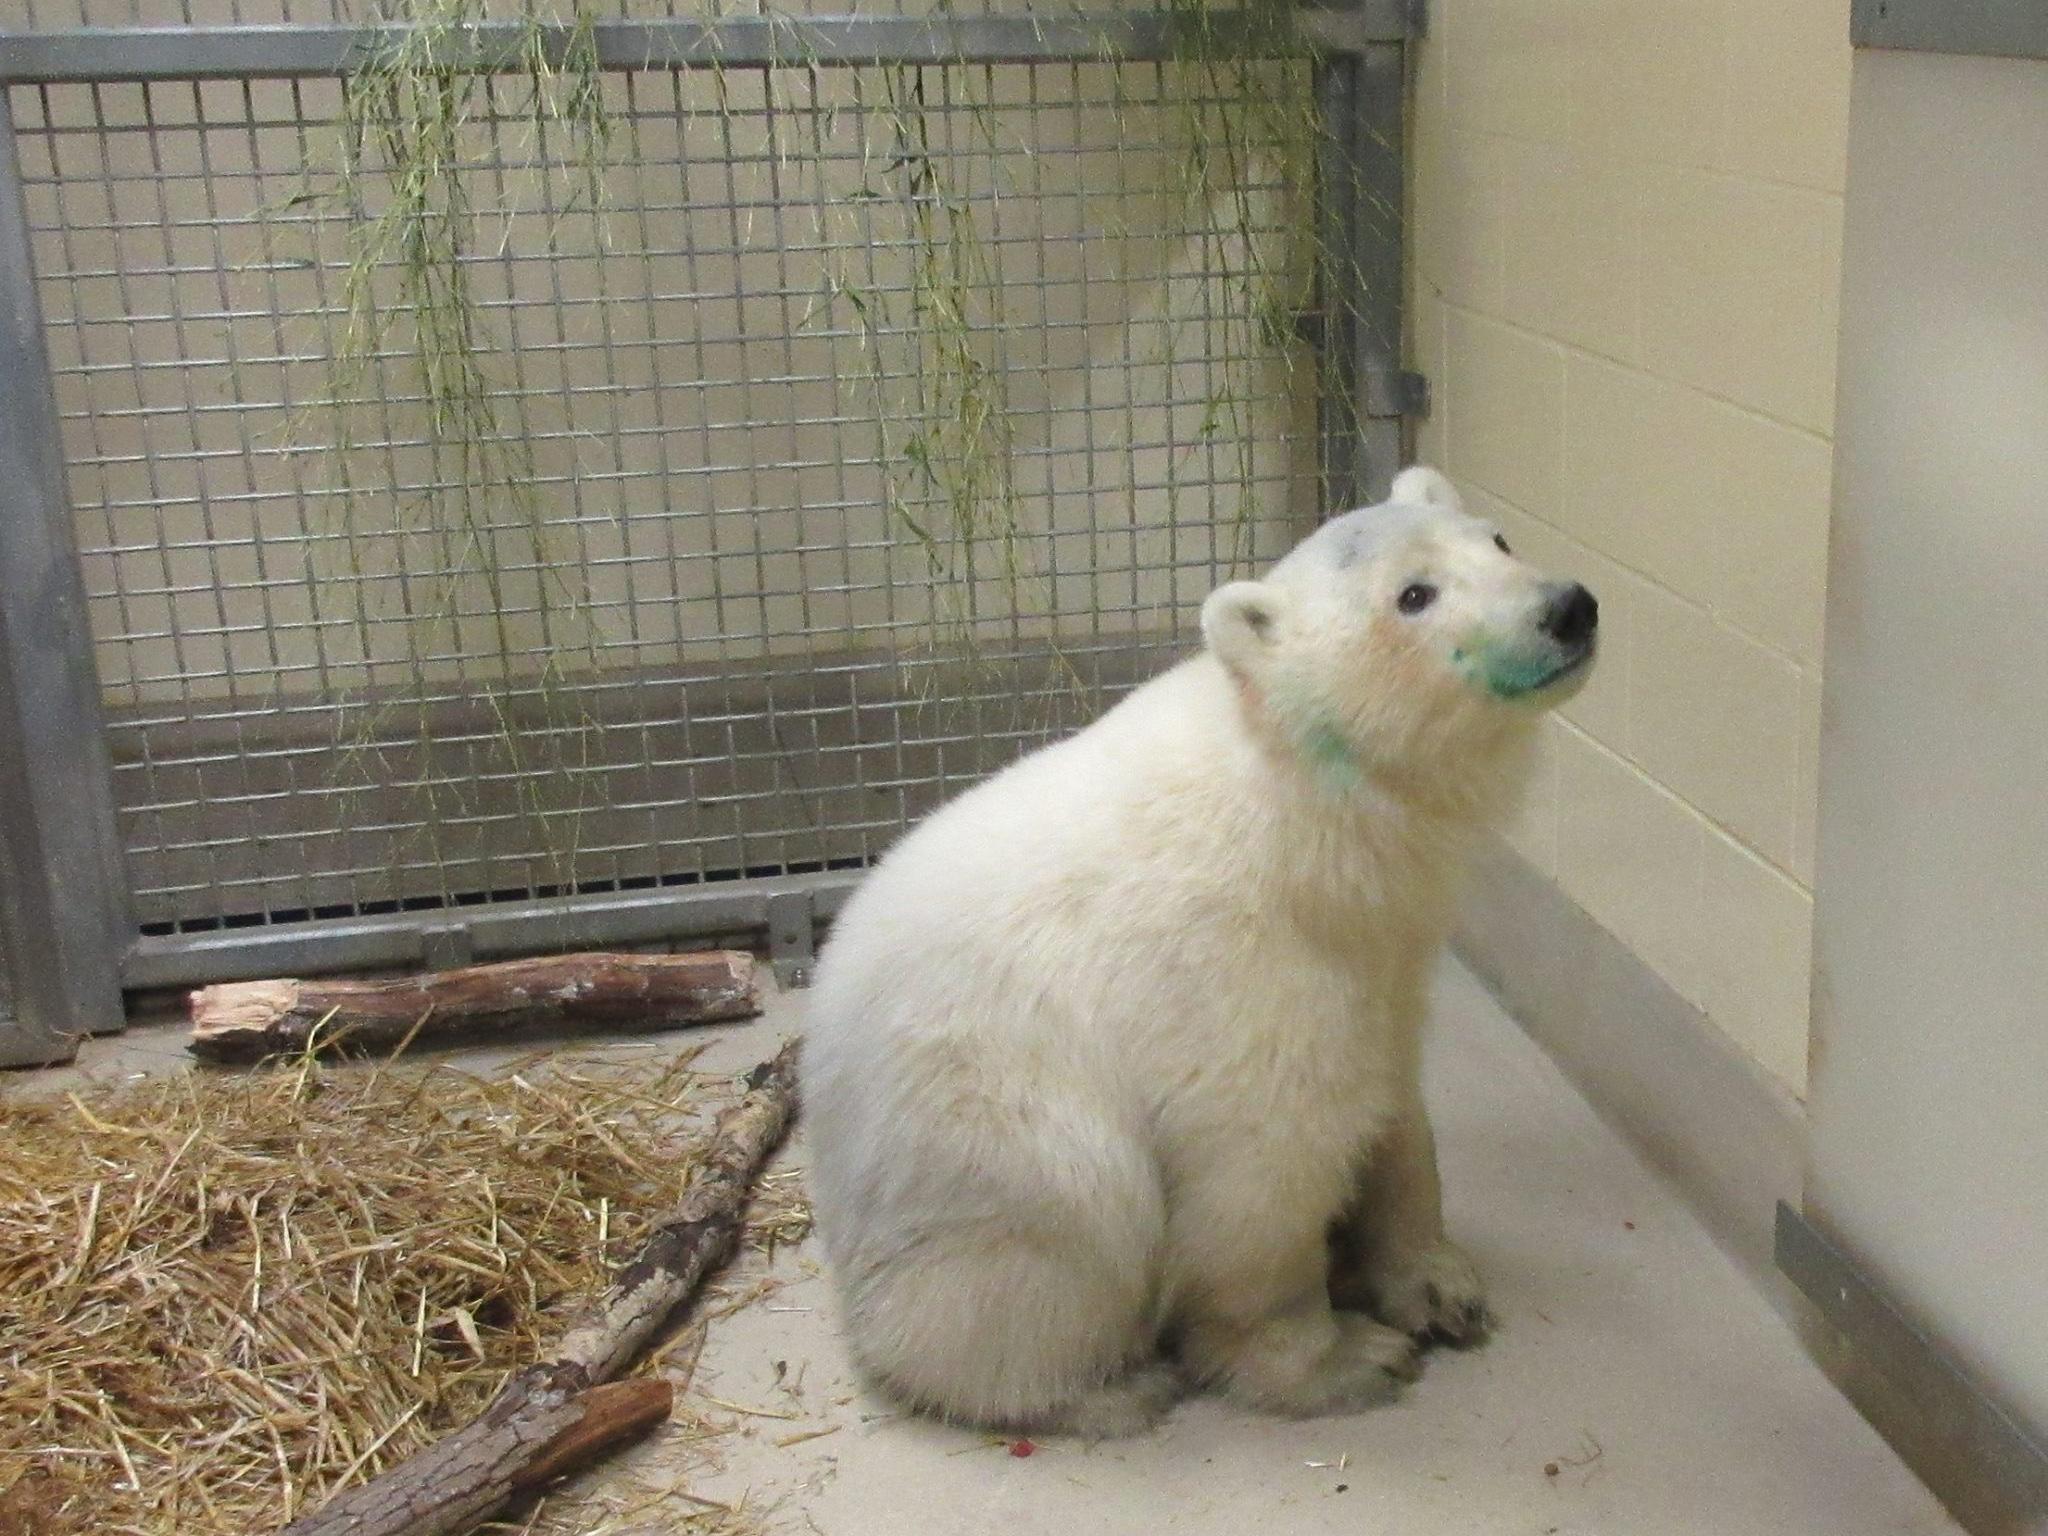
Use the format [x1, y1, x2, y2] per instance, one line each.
[1411, 0, 1850, 1094]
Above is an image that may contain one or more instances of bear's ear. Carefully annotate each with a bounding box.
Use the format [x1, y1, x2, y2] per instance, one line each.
[1201, 580, 1289, 672]
[1390, 464, 1464, 516]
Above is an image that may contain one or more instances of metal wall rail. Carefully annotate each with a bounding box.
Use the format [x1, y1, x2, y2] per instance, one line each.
[0, 5, 1416, 1064]
[124, 871, 862, 994]
[0, 6, 1416, 83]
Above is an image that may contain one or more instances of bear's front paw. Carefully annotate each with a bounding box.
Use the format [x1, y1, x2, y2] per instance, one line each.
[1343, 1240, 1490, 1346]
[1220, 1314, 1420, 1418]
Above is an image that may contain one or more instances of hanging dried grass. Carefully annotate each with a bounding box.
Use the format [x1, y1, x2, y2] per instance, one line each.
[0, 1049, 809, 1536]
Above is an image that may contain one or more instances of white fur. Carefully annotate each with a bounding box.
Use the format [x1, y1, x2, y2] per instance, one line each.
[801, 466, 1594, 1435]
[1390, 463, 1464, 512]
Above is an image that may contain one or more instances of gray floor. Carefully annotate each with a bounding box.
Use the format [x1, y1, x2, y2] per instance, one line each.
[18, 961, 1963, 1534]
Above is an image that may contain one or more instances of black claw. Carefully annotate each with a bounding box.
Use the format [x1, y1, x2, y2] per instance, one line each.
[1411, 1297, 1494, 1351]
[1424, 1283, 1442, 1310]
[1443, 1302, 1493, 1349]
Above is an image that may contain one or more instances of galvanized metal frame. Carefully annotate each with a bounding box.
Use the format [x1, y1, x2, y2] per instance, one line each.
[124, 871, 858, 992]
[0, 85, 132, 1065]
[1851, 0, 2048, 62]
[0, 7, 1419, 1012]
[0, 8, 1416, 84]
[1313, 34, 1414, 510]
[1778, 1202, 2048, 1531]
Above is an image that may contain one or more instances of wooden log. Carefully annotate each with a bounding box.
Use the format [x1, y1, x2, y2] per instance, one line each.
[550, 1043, 803, 1380]
[280, 1040, 801, 1536]
[510, 1379, 674, 1492]
[188, 951, 760, 1062]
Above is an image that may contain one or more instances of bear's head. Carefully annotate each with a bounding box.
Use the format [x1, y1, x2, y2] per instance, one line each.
[1200, 465, 1596, 805]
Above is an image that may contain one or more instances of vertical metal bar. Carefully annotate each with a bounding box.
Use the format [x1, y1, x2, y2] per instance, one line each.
[1315, 37, 1409, 511]
[0, 87, 132, 1066]
[1353, 40, 1408, 504]
[1313, 50, 1364, 512]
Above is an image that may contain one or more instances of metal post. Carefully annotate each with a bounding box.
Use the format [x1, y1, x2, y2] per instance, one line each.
[1315, 34, 1419, 511]
[1353, 40, 1413, 504]
[0, 87, 132, 1066]
[1314, 50, 1366, 512]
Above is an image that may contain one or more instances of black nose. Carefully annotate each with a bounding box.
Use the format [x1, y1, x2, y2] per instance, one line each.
[1541, 583, 1599, 647]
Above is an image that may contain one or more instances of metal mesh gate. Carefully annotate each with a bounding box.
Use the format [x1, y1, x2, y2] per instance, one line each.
[0, 3, 1414, 1065]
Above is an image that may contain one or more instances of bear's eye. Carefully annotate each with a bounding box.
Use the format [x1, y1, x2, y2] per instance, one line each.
[1493, 533, 1512, 554]
[1397, 582, 1437, 616]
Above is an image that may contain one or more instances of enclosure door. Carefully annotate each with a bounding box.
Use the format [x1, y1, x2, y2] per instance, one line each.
[1805, 43, 2048, 1437]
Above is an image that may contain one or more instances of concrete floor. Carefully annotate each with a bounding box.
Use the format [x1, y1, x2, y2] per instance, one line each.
[19, 961, 1962, 1535]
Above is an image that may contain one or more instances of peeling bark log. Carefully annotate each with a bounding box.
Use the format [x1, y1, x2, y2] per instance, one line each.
[510, 1379, 674, 1492]
[550, 1043, 802, 1380]
[279, 1040, 800, 1536]
[188, 951, 759, 1062]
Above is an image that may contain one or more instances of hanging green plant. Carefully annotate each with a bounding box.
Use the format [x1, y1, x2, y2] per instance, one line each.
[270, 0, 1337, 894]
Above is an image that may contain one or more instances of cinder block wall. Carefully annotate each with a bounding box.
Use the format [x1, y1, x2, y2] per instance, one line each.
[1410, 0, 1851, 1095]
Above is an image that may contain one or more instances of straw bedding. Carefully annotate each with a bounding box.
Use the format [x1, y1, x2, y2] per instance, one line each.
[0, 1047, 809, 1536]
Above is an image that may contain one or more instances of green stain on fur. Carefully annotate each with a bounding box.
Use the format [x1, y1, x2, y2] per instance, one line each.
[1457, 633, 1559, 699]
[1302, 720, 1362, 786]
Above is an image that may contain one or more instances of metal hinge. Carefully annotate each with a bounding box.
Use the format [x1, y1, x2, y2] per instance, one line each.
[1368, 367, 1431, 419]
[765, 890, 817, 989]
[1291, 312, 1431, 419]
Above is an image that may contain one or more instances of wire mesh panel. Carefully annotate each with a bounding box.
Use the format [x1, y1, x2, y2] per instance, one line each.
[5, 15, 1342, 956]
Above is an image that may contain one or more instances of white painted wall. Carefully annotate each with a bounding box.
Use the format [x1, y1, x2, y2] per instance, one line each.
[1807, 46, 2048, 1436]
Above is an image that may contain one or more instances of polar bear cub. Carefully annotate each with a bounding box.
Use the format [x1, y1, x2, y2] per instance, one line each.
[801, 466, 1597, 1435]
